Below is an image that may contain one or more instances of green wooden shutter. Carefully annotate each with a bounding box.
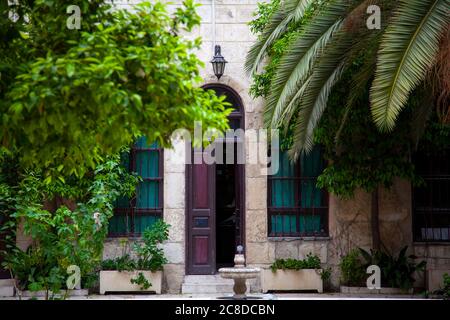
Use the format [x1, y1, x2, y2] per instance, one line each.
[134, 137, 160, 233]
[271, 151, 297, 234]
[270, 146, 325, 235]
[271, 152, 295, 207]
[300, 146, 323, 208]
[109, 137, 162, 236]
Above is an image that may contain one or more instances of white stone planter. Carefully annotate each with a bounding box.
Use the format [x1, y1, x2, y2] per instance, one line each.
[99, 270, 162, 294]
[0, 279, 15, 297]
[21, 289, 88, 298]
[261, 269, 323, 293]
[340, 286, 414, 295]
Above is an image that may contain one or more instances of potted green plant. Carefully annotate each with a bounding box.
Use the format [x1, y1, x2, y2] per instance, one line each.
[99, 220, 170, 294]
[339, 246, 426, 294]
[442, 273, 450, 300]
[261, 253, 324, 293]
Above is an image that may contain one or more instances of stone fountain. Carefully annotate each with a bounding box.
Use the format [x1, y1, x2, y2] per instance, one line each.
[218, 245, 261, 299]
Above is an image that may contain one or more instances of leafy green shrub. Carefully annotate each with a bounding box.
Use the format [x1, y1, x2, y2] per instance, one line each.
[270, 253, 321, 272]
[339, 249, 367, 287]
[101, 220, 170, 272]
[320, 267, 332, 281]
[133, 220, 170, 271]
[101, 254, 136, 272]
[359, 246, 426, 290]
[442, 273, 450, 300]
[130, 272, 152, 290]
[0, 157, 138, 298]
[340, 246, 426, 289]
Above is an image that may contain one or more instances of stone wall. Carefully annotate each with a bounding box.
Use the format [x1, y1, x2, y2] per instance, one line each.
[105, 0, 270, 294]
[414, 245, 450, 291]
[328, 179, 413, 286]
[102, 0, 449, 294]
[162, 139, 187, 293]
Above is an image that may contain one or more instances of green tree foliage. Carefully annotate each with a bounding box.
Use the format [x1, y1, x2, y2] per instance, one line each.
[0, 0, 230, 178]
[0, 155, 138, 295]
[246, 0, 449, 156]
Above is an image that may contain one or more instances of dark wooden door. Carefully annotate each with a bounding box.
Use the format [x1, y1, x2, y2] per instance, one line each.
[186, 147, 216, 274]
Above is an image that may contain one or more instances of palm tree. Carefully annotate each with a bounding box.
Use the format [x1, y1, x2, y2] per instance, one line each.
[246, 0, 450, 249]
[246, 0, 450, 157]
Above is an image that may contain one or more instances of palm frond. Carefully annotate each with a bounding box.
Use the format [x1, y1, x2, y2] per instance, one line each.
[270, 19, 344, 128]
[370, 0, 450, 131]
[264, 0, 351, 128]
[289, 59, 347, 159]
[283, 0, 376, 157]
[244, 0, 316, 76]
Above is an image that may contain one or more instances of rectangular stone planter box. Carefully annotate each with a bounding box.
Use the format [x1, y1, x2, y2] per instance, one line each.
[99, 270, 162, 294]
[340, 286, 414, 295]
[0, 279, 15, 297]
[21, 289, 88, 298]
[426, 269, 450, 292]
[261, 269, 323, 293]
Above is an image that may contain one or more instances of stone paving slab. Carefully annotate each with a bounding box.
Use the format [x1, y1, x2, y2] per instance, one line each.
[0, 292, 435, 300]
[67, 293, 428, 300]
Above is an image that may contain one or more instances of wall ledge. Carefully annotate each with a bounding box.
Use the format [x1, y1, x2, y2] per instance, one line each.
[413, 242, 450, 246]
[267, 236, 331, 242]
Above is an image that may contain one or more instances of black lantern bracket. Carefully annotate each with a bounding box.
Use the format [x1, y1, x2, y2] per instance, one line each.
[210, 45, 227, 80]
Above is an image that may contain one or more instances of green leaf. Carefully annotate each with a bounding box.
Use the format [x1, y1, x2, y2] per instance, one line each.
[19, 31, 30, 39]
[66, 64, 75, 78]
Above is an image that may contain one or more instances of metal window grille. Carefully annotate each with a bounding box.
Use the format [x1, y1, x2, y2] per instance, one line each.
[413, 148, 450, 242]
[268, 147, 328, 237]
[109, 137, 163, 237]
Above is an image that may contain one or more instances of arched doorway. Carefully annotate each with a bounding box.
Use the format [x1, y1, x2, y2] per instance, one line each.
[186, 84, 245, 275]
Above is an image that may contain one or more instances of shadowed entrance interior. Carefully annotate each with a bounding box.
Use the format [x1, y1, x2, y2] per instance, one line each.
[216, 143, 238, 268]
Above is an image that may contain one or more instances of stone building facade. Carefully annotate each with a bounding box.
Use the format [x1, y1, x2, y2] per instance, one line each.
[86, 0, 450, 294]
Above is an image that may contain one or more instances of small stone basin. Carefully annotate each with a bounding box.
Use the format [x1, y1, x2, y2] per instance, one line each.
[218, 267, 261, 280]
[218, 246, 261, 299]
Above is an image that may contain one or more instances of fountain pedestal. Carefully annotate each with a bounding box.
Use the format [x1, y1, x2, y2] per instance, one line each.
[233, 278, 247, 299]
[218, 247, 261, 299]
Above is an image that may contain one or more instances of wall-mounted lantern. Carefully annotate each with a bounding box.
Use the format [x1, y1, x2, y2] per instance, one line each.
[210, 45, 227, 80]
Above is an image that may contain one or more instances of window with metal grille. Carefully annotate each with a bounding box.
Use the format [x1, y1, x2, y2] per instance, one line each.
[108, 137, 163, 237]
[268, 146, 328, 237]
[413, 148, 450, 242]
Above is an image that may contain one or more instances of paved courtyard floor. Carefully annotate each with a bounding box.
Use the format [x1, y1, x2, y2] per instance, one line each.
[63, 293, 429, 300]
[2, 291, 439, 300]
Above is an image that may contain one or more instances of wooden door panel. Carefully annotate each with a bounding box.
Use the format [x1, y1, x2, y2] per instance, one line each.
[187, 148, 216, 274]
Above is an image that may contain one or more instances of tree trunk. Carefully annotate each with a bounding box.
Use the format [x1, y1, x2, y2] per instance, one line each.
[371, 187, 381, 250]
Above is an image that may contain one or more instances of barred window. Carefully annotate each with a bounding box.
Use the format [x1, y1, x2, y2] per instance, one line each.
[413, 149, 450, 242]
[268, 146, 328, 237]
[109, 137, 163, 237]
